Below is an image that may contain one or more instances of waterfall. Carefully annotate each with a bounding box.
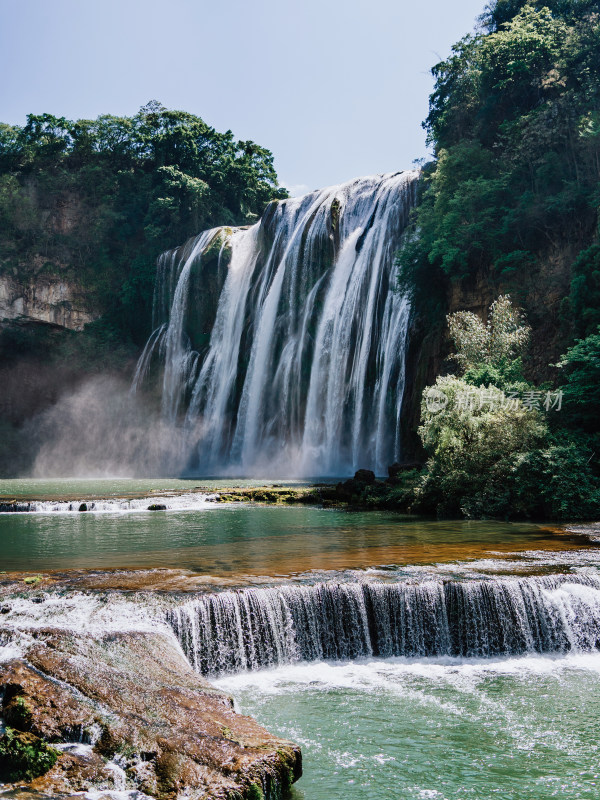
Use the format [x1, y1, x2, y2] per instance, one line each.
[134, 171, 419, 476]
[167, 575, 600, 676]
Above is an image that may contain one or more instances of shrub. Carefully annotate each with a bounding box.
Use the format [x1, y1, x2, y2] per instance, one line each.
[414, 376, 600, 519]
[447, 295, 530, 376]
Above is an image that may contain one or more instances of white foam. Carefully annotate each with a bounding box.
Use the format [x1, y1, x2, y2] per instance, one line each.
[0, 592, 168, 635]
[214, 651, 600, 697]
[0, 493, 222, 515]
[55, 742, 96, 758]
[0, 642, 22, 662]
[83, 792, 152, 800]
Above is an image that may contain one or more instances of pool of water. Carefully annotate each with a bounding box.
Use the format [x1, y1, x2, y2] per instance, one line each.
[0, 477, 314, 500]
[0, 494, 587, 574]
[217, 653, 600, 800]
[1, 478, 600, 799]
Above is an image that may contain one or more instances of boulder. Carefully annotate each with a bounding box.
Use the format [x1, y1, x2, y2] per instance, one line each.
[353, 469, 376, 484]
[0, 629, 301, 799]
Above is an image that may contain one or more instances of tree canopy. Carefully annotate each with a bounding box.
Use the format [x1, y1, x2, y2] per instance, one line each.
[398, 0, 600, 341]
[0, 102, 287, 343]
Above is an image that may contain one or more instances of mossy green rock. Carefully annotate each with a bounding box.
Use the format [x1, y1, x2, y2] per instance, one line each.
[0, 727, 58, 783]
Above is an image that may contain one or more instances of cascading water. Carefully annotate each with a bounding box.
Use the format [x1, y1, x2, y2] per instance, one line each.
[167, 575, 600, 676]
[133, 171, 419, 476]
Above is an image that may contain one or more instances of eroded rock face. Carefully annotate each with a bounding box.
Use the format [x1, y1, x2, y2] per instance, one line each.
[0, 275, 95, 331]
[0, 629, 301, 799]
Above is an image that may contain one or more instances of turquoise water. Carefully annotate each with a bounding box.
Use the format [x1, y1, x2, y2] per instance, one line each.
[0, 487, 583, 574]
[217, 654, 600, 800]
[2, 478, 600, 799]
[0, 477, 309, 500]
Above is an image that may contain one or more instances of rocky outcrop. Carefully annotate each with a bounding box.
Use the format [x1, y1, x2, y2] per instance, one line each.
[0, 178, 102, 332]
[0, 629, 301, 799]
[0, 274, 95, 331]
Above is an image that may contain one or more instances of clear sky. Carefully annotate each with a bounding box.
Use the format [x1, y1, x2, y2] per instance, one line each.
[0, 0, 484, 195]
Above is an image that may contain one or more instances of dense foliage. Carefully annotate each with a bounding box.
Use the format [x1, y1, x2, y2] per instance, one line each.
[557, 325, 600, 430]
[414, 298, 600, 519]
[0, 728, 58, 782]
[398, 0, 600, 339]
[397, 0, 600, 519]
[0, 101, 286, 344]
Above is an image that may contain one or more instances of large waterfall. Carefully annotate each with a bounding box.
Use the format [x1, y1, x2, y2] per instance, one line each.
[167, 575, 600, 676]
[134, 171, 419, 476]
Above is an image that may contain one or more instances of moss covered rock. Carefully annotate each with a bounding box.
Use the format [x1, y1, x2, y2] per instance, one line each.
[0, 728, 58, 783]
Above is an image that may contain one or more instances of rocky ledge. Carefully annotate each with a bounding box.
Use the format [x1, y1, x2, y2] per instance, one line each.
[0, 629, 301, 799]
[206, 465, 423, 510]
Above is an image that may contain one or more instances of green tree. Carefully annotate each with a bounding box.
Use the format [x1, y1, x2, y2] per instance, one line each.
[0, 102, 287, 345]
[447, 294, 530, 375]
[557, 326, 600, 431]
[399, 1, 600, 319]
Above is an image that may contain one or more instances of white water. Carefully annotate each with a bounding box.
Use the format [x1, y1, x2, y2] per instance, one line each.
[134, 172, 419, 476]
[214, 650, 600, 699]
[168, 574, 600, 676]
[214, 652, 600, 800]
[0, 493, 218, 514]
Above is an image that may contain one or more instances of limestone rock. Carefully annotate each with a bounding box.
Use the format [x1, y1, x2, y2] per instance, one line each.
[0, 629, 301, 799]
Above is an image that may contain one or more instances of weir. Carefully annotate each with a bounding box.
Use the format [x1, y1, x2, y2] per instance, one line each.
[134, 171, 419, 476]
[167, 575, 600, 676]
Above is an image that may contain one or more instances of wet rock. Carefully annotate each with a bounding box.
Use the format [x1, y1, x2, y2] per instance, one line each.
[31, 747, 120, 795]
[353, 469, 376, 484]
[1, 660, 101, 740]
[0, 630, 301, 799]
[78, 503, 87, 512]
[147, 504, 167, 511]
[0, 503, 31, 513]
[1, 605, 11, 614]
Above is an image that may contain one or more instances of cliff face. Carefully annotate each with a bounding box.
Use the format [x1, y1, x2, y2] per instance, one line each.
[0, 273, 95, 330]
[0, 179, 102, 331]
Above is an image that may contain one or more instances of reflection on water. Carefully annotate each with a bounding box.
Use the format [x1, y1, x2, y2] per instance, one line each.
[0, 498, 591, 575]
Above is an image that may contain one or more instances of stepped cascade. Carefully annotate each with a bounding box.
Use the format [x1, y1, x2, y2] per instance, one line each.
[167, 575, 600, 676]
[134, 171, 419, 476]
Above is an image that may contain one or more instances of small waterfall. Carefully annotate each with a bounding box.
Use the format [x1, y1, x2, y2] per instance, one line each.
[167, 575, 600, 676]
[134, 171, 419, 476]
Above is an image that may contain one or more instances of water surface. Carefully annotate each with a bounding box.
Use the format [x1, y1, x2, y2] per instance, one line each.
[0, 488, 586, 574]
[218, 654, 600, 800]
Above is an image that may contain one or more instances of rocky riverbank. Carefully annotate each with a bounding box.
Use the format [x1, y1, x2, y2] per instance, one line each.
[206, 467, 422, 511]
[0, 467, 421, 515]
[0, 598, 301, 800]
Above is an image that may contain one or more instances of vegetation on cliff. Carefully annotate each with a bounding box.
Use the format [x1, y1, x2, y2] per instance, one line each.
[0, 101, 287, 344]
[397, 0, 600, 519]
[399, 0, 600, 339]
[0, 103, 287, 475]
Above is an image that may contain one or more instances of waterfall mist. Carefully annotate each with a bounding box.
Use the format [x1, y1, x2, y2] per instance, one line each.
[28, 376, 193, 478]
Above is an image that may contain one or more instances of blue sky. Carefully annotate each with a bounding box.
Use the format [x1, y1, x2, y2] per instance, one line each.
[1, 0, 484, 194]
